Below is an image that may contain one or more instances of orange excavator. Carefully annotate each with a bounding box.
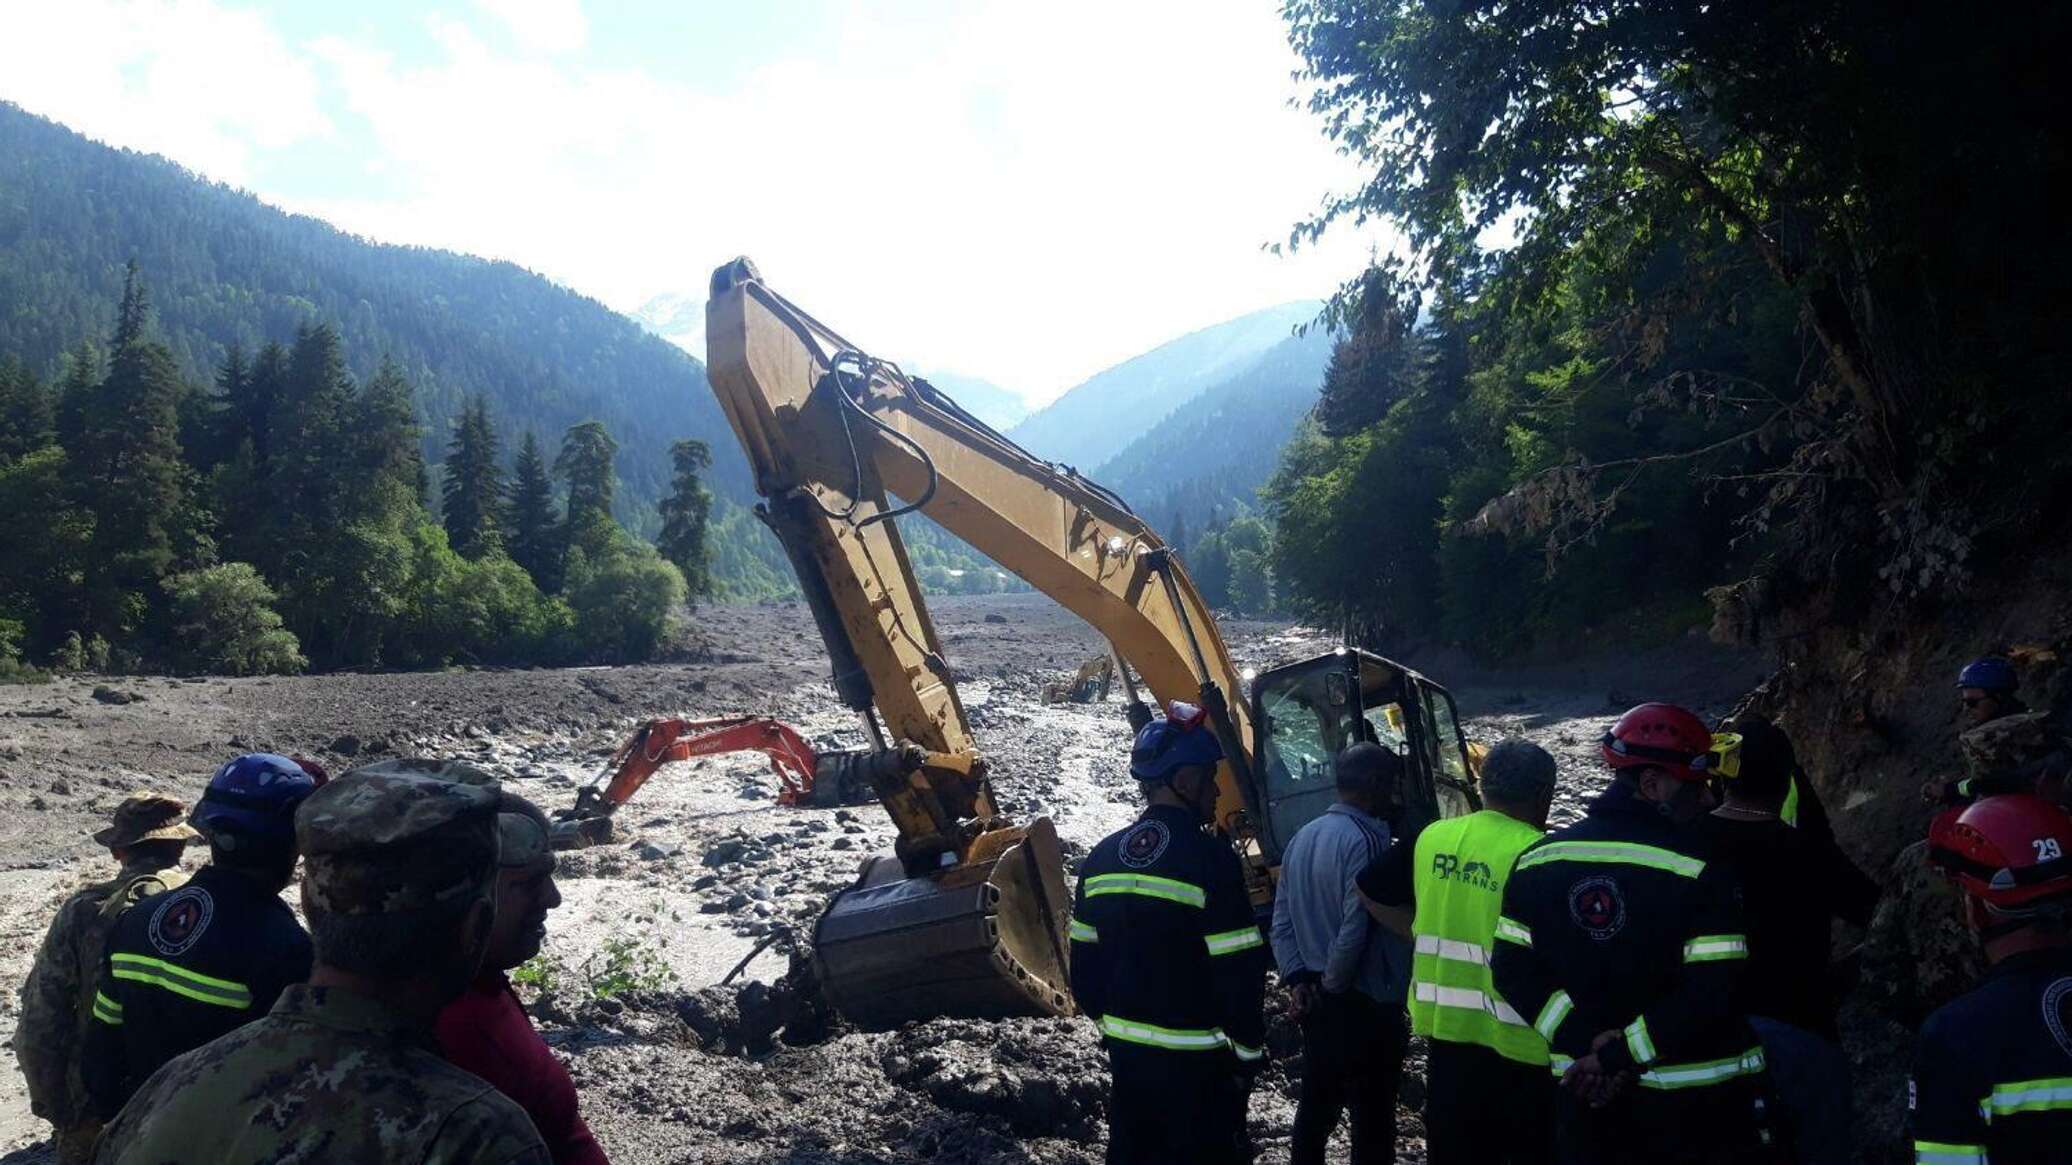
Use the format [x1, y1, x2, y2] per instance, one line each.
[549, 716, 880, 848]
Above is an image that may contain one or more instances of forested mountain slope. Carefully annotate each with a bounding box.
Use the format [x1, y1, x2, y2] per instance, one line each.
[911, 369, 1029, 432]
[1007, 301, 1318, 470]
[1095, 328, 1333, 526]
[0, 102, 745, 527]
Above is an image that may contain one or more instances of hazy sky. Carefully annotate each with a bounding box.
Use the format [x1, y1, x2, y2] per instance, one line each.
[0, 0, 1394, 403]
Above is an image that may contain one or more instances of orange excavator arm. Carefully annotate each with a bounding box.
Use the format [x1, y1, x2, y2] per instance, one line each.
[552, 716, 882, 848]
[594, 716, 821, 808]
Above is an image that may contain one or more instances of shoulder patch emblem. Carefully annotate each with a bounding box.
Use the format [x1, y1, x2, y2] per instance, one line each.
[148, 886, 214, 957]
[1567, 874, 1626, 940]
[1119, 819, 1172, 869]
[2044, 976, 2072, 1059]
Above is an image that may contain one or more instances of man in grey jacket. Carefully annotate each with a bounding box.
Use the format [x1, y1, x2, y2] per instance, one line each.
[1270, 742, 1413, 1165]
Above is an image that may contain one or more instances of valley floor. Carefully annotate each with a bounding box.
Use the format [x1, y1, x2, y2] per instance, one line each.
[0, 595, 1767, 1164]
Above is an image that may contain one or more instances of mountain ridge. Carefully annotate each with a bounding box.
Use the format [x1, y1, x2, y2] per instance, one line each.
[1094, 327, 1335, 524]
[0, 101, 747, 528]
[1006, 300, 1321, 471]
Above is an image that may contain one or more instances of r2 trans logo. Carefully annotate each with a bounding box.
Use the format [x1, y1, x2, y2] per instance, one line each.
[1428, 851, 1500, 892]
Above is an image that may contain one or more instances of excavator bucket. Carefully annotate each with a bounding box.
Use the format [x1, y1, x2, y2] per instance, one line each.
[811, 816, 1076, 1029]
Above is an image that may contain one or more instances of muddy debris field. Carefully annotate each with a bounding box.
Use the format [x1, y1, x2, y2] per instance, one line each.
[0, 595, 1763, 1164]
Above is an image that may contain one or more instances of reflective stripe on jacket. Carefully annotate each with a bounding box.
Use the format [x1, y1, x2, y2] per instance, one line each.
[1909, 947, 2072, 1165]
[1488, 782, 1761, 1091]
[1069, 804, 1268, 1063]
[81, 865, 312, 1120]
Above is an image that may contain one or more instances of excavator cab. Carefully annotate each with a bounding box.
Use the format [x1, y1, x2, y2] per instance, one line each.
[1249, 648, 1478, 864]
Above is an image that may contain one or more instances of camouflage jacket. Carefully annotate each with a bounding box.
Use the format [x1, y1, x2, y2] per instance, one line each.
[15, 862, 186, 1124]
[93, 984, 551, 1165]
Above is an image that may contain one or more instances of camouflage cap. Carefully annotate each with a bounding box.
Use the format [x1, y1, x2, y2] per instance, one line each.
[354, 758, 553, 871]
[342, 757, 498, 786]
[495, 792, 553, 872]
[94, 791, 204, 849]
[295, 768, 500, 916]
[1961, 712, 2055, 780]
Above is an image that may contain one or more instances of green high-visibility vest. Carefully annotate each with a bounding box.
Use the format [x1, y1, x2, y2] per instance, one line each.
[1408, 809, 1550, 1066]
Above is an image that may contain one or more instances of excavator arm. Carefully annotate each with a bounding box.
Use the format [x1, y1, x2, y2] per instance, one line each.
[706, 259, 1263, 844]
[705, 258, 1281, 1028]
[551, 716, 864, 849]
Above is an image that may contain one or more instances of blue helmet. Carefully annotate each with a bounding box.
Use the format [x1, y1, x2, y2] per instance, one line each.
[1130, 707, 1225, 782]
[191, 753, 316, 851]
[1957, 656, 2018, 693]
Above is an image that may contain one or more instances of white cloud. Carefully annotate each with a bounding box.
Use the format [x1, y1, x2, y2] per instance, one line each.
[0, 0, 329, 186]
[471, 0, 589, 55]
[0, 0, 1390, 401]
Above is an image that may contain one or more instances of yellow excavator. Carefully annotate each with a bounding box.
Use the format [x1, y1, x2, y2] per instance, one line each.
[705, 258, 1480, 1029]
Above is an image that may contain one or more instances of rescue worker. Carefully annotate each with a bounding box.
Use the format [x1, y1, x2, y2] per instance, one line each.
[1691, 716, 1878, 1165]
[1490, 703, 1771, 1164]
[93, 766, 550, 1163]
[15, 793, 199, 1164]
[431, 770, 609, 1164]
[1909, 794, 2072, 1163]
[1958, 655, 2027, 729]
[1070, 701, 1268, 1164]
[80, 754, 316, 1120]
[1929, 657, 2045, 805]
[1874, 706, 2066, 1023]
[1270, 741, 1412, 1165]
[1362, 738, 1557, 1165]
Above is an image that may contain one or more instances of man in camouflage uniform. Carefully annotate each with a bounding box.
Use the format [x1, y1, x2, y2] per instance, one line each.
[16, 793, 199, 1164]
[1867, 713, 2061, 1021]
[93, 766, 551, 1165]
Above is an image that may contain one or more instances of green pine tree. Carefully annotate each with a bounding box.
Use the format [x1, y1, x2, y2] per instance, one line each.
[53, 340, 100, 453]
[239, 341, 290, 467]
[440, 396, 504, 558]
[176, 347, 232, 475]
[356, 358, 426, 510]
[505, 429, 560, 591]
[656, 438, 713, 599]
[266, 324, 354, 562]
[554, 420, 620, 561]
[69, 263, 192, 639]
[0, 356, 56, 460]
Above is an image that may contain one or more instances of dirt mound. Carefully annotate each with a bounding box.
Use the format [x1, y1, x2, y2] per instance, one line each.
[551, 1003, 1106, 1164]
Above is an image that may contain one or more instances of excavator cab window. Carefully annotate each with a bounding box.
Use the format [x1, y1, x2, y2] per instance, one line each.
[1253, 654, 1361, 860]
[1252, 650, 1478, 862]
[1418, 680, 1478, 820]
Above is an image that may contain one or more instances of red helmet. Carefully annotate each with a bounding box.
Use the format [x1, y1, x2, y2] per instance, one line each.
[1928, 794, 2072, 909]
[1602, 703, 1714, 780]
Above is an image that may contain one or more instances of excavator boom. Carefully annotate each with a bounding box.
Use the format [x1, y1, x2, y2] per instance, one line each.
[707, 260, 1260, 837]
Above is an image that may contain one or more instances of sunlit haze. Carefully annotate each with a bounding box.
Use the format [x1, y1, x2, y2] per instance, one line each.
[0, 0, 1397, 404]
